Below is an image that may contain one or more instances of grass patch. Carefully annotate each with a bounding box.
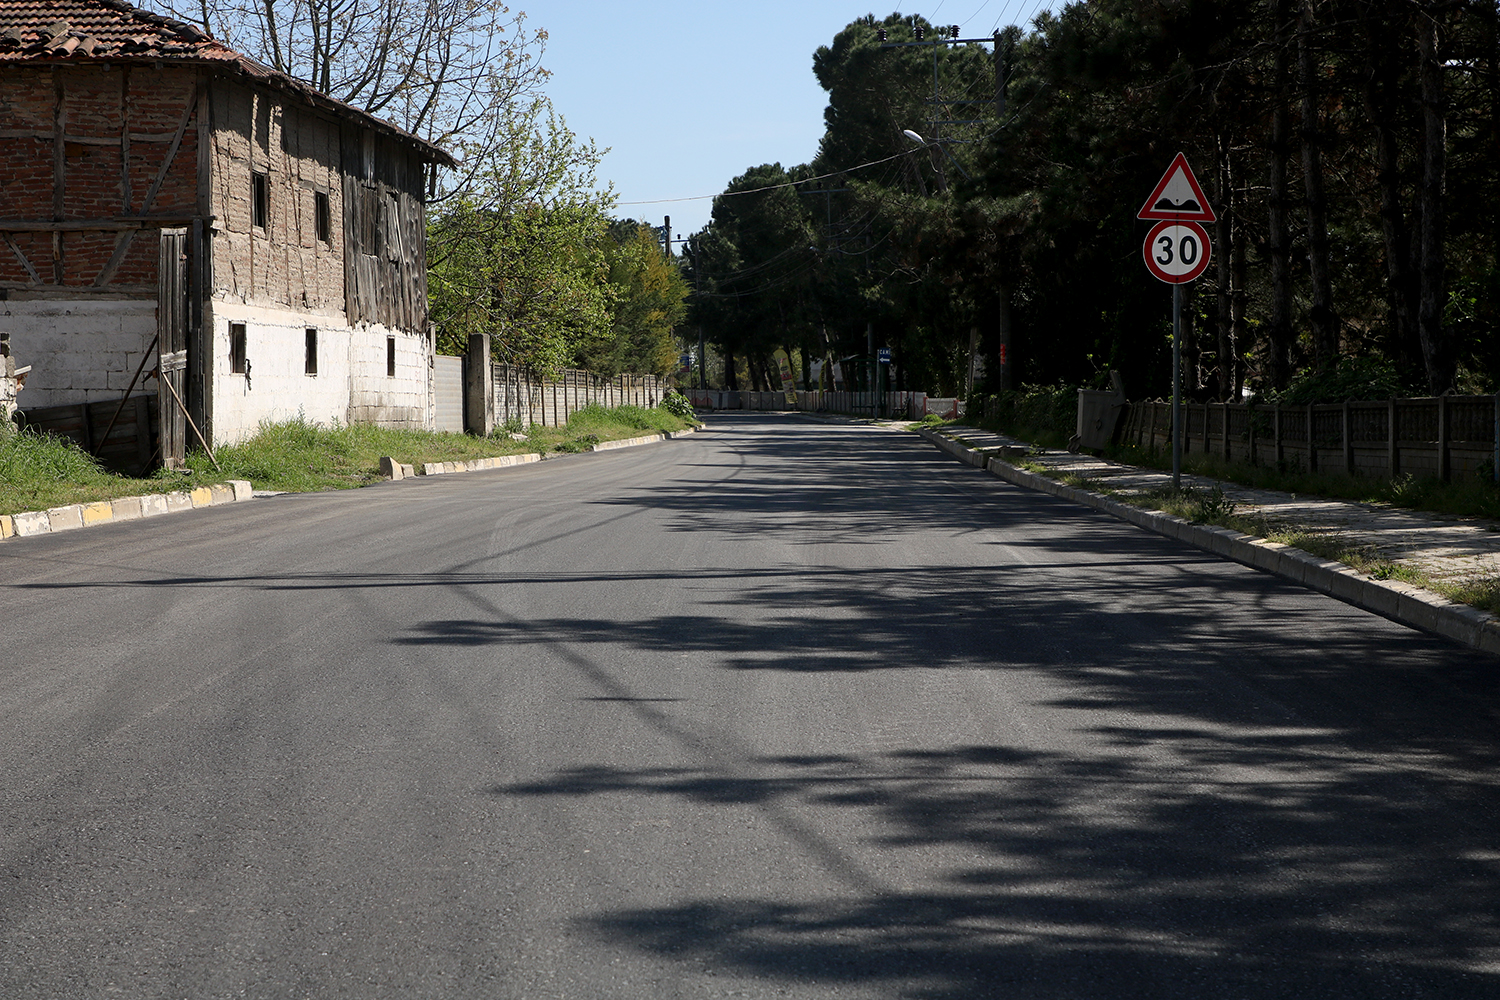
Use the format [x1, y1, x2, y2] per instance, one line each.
[1, 403, 698, 516]
[1107, 443, 1500, 521]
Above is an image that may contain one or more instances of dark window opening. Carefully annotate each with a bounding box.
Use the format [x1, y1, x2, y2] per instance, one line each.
[230, 323, 248, 374]
[305, 328, 318, 375]
[314, 191, 330, 243]
[251, 172, 269, 230]
[386, 336, 396, 378]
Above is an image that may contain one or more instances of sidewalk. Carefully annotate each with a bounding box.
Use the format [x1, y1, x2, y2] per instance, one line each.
[917, 423, 1500, 657]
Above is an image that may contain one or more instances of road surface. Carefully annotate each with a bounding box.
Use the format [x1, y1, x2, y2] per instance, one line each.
[4, 413, 1500, 998]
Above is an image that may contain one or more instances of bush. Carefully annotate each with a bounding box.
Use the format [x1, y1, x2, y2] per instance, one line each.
[1272, 356, 1403, 404]
[659, 390, 696, 420]
[974, 384, 1078, 443]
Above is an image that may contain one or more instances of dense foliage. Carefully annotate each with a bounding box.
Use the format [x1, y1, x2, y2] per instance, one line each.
[689, 3, 1500, 402]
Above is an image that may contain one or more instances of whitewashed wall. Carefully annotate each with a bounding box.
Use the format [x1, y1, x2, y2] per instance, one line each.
[208, 299, 430, 445]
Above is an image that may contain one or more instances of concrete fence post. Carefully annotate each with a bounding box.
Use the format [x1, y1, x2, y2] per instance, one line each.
[465, 333, 494, 437]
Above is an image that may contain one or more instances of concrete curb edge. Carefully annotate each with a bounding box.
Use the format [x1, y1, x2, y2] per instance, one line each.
[916, 427, 1500, 657]
[0, 480, 253, 544]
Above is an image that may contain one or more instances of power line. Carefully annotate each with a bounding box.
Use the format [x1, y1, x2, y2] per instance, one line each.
[617, 150, 913, 207]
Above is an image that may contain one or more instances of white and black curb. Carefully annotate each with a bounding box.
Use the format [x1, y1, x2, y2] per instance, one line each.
[0, 480, 254, 543]
[917, 427, 1500, 657]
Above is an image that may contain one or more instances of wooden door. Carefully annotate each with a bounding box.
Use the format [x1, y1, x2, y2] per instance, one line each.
[157, 228, 189, 469]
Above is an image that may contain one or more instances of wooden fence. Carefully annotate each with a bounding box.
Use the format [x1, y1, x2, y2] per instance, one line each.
[1120, 395, 1500, 482]
[12, 393, 159, 475]
[491, 365, 666, 428]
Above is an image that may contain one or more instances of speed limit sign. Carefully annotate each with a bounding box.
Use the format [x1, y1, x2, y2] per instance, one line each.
[1143, 220, 1211, 284]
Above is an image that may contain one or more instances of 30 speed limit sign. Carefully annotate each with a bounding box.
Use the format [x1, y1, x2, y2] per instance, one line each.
[1142, 220, 1211, 284]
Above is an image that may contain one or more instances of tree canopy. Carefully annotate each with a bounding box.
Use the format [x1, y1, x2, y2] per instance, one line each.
[690, 3, 1500, 401]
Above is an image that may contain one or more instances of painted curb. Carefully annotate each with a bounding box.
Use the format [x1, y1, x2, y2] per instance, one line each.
[916, 427, 1500, 657]
[0, 479, 254, 545]
[415, 453, 542, 477]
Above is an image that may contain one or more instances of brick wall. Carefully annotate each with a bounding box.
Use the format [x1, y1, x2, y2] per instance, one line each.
[0, 64, 199, 292]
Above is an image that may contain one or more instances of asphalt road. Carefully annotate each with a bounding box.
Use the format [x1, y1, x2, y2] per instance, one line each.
[4, 413, 1500, 999]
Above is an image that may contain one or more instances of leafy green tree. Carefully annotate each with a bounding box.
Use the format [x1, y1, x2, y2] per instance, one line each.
[578, 222, 689, 377]
[426, 101, 616, 373]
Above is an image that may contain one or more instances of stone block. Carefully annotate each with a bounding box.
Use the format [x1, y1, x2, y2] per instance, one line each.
[12, 510, 50, 536]
[81, 501, 113, 526]
[1326, 567, 1365, 605]
[1359, 580, 1402, 619]
[209, 484, 235, 505]
[379, 456, 404, 480]
[111, 497, 144, 520]
[1394, 589, 1447, 635]
[189, 487, 214, 507]
[230, 480, 253, 500]
[421, 462, 442, 475]
[165, 491, 193, 512]
[0, 515, 12, 540]
[1476, 619, 1500, 657]
[46, 505, 84, 531]
[140, 494, 169, 517]
[1431, 602, 1487, 647]
[400, 463, 414, 478]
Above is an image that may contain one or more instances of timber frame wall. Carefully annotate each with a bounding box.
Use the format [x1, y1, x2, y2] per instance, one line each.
[1, 55, 443, 449]
[1119, 396, 1500, 483]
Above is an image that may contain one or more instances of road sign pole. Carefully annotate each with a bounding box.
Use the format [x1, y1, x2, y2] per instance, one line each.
[1172, 283, 1183, 489]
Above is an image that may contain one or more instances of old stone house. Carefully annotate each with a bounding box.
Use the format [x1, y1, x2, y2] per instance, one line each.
[0, 0, 453, 460]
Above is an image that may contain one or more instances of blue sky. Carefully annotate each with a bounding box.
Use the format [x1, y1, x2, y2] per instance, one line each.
[521, 2, 1058, 237]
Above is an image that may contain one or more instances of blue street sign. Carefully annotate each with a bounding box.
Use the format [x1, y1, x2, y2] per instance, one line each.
[877, 348, 892, 363]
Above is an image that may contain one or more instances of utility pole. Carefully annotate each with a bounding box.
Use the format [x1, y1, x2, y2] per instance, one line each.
[994, 29, 1013, 393]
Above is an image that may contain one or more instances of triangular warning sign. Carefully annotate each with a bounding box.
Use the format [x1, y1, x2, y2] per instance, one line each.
[1137, 152, 1216, 222]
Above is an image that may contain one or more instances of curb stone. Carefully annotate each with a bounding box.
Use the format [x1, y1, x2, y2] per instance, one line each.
[0, 480, 253, 545]
[382, 427, 699, 477]
[916, 426, 1500, 657]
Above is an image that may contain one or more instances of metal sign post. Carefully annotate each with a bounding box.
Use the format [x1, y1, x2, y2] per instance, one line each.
[1138, 153, 1216, 491]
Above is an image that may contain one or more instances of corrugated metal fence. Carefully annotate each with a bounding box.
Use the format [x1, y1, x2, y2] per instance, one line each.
[492, 365, 666, 428]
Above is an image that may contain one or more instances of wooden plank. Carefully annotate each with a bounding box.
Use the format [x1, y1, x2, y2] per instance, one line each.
[139, 88, 197, 215]
[134, 394, 152, 470]
[92, 229, 137, 287]
[120, 65, 131, 213]
[3, 233, 42, 284]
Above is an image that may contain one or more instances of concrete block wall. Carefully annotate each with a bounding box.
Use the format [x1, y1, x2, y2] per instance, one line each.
[208, 300, 428, 443]
[346, 322, 429, 432]
[0, 299, 156, 407]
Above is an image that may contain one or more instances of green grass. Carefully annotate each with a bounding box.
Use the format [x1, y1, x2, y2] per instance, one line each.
[1, 404, 699, 517]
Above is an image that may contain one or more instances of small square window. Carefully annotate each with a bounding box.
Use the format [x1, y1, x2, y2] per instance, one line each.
[386, 336, 396, 378]
[314, 191, 330, 243]
[251, 172, 269, 230]
[230, 323, 248, 374]
[305, 328, 318, 375]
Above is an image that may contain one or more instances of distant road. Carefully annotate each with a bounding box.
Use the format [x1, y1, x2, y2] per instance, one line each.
[4, 413, 1499, 999]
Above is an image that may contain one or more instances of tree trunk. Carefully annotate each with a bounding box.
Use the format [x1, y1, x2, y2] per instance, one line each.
[724, 347, 738, 391]
[1417, 7, 1452, 393]
[1267, 0, 1296, 389]
[1360, 1, 1419, 373]
[1215, 133, 1233, 401]
[1299, 0, 1338, 369]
